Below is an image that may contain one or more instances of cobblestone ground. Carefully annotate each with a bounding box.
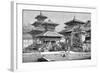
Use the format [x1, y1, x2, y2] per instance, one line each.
[23, 51, 91, 63]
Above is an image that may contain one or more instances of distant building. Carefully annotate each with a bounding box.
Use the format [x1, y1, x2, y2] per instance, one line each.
[23, 33, 33, 48]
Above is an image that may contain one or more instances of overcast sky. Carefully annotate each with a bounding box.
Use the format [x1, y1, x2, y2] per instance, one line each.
[23, 10, 91, 32]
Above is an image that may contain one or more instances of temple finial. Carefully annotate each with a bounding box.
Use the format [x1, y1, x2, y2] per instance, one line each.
[73, 16, 76, 20]
[40, 11, 42, 15]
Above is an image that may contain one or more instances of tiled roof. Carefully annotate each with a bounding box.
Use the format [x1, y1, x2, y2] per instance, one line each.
[36, 31, 63, 37]
[64, 18, 85, 26]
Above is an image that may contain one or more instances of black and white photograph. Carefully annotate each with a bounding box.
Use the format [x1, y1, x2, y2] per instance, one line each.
[10, 2, 97, 71]
[22, 10, 91, 63]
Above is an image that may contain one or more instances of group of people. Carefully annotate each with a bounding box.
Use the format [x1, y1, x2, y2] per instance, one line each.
[38, 41, 69, 52]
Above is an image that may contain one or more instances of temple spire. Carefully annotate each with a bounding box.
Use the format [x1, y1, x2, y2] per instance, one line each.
[35, 11, 47, 21]
[40, 11, 42, 16]
[73, 16, 76, 20]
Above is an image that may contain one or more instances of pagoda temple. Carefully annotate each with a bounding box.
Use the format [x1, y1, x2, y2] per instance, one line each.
[59, 16, 90, 52]
[28, 12, 47, 38]
[28, 11, 59, 37]
[31, 12, 58, 32]
[27, 11, 63, 52]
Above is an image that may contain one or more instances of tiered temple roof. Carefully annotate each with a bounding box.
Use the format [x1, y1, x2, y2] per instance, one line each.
[36, 31, 63, 38]
[36, 31, 63, 42]
[60, 16, 86, 35]
[64, 16, 85, 27]
[32, 20, 59, 27]
[28, 11, 61, 40]
[31, 12, 59, 32]
[28, 27, 45, 36]
[35, 11, 47, 21]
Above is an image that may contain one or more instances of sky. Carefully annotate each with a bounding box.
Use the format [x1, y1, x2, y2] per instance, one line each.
[23, 10, 91, 32]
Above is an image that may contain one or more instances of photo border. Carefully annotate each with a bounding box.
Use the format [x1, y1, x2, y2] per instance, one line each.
[11, 1, 97, 71]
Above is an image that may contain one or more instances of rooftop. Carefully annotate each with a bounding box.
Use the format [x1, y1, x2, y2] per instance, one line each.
[36, 31, 63, 38]
[35, 11, 47, 20]
[32, 19, 59, 27]
[28, 27, 45, 35]
[64, 16, 85, 26]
